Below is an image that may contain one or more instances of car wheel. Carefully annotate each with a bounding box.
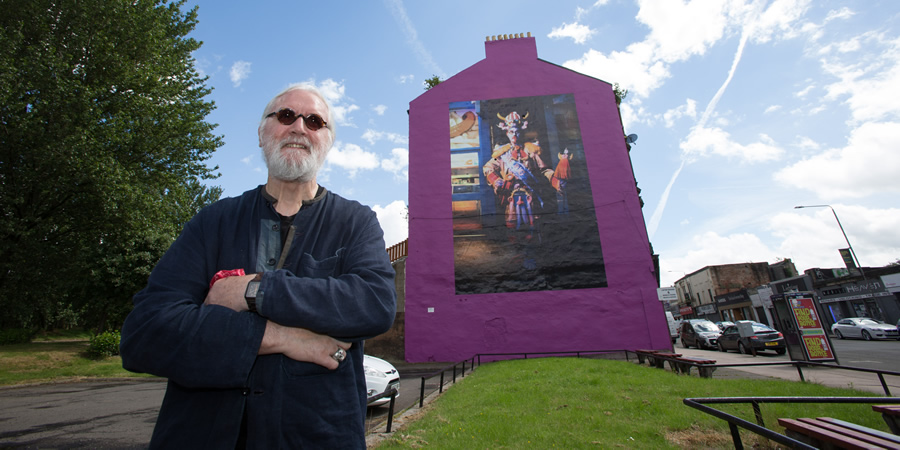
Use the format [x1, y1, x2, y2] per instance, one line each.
[718, 342, 726, 352]
[738, 342, 748, 355]
[681, 339, 689, 348]
[775, 349, 786, 355]
[835, 329, 843, 339]
[862, 330, 872, 341]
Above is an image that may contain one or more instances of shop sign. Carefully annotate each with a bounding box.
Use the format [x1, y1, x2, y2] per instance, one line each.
[788, 296, 834, 361]
[679, 306, 694, 316]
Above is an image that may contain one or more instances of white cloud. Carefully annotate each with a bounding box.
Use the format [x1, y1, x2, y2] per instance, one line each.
[381, 147, 409, 180]
[773, 121, 900, 198]
[794, 136, 820, 151]
[361, 129, 408, 146]
[372, 200, 408, 248]
[397, 74, 415, 84]
[575, 0, 610, 21]
[326, 142, 380, 177]
[547, 22, 596, 44]
[794, 84, 815, 98]
[659, 231, 777, 286]
[373, 105, 388, 115]
[764, 105, 782, 114]
[681, 126, 783, 163]
[772, 205, 900, 272]
[821, 35, 900, 124]
[635, 0, 728, 63]
[230, 61, 251, 87]
[562, 0, 812, 101]
[304, 78, 360, 126]
[662, 99, 697, 128]
[563, 44, 671, 98]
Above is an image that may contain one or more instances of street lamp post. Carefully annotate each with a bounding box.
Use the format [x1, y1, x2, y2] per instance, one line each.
[794, 204, 866, 279]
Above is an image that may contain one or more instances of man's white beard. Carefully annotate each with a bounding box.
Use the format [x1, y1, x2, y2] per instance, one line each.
[262, 137, 329, 183]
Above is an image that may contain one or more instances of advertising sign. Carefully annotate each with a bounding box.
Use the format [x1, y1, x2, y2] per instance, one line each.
[839, 248, 857, 270]
[788, 295, 835, 361]
[657, 287, 677, 302]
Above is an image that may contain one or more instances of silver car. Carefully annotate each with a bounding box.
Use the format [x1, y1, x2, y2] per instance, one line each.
[831, 317, 900, 341]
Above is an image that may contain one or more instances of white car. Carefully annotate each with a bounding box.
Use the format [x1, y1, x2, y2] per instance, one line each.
[831, 317, 900, 341]
[364, 355, 400, 407]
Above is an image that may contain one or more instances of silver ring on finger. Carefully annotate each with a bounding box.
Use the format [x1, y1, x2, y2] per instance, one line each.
[332, 348, 346, 363]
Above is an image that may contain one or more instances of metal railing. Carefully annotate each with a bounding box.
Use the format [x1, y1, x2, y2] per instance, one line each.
[683, 396, 900, 449]
[417, 358, 475, 408]
[366, 387, 399, 433]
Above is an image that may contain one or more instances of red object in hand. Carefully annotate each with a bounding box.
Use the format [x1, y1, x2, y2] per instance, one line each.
[209, 269, 246, 289]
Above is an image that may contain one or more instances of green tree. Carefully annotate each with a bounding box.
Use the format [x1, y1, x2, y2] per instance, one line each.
[613, 83, 628, 104]
[0, 0, 223, 331]
[424, 75, 442, 91]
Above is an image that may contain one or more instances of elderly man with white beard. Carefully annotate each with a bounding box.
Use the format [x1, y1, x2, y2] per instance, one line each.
[120, 83, 397, 449]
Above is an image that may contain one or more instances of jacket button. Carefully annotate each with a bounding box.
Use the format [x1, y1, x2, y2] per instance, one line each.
[272, 224, 279, 231]
[241, 389, 249, 396]
[267, 258, 276, 266]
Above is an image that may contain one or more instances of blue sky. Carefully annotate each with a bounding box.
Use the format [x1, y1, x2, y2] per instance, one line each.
[185, 0, 900, 287]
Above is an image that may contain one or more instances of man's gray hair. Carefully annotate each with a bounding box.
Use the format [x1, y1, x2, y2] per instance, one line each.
[258, 83, 337, 143]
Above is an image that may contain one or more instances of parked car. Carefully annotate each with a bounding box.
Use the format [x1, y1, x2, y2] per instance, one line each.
[715, 321, 735, 330]
[717, 322, 786, 355]
[364, 355, 400, 407]
[680, 319, 721, 350]
[831, 318, 900, 341]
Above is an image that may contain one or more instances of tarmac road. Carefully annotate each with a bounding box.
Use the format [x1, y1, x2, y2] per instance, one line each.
[0, 379, 164, 449]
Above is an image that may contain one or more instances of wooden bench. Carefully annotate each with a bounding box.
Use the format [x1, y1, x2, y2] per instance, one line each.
[634, 349, 658, 365]
[647, 352, 681, 369]
[778, 417, 900, 449]
[873, 405, 900, 435]
[671, 356, 717, 378]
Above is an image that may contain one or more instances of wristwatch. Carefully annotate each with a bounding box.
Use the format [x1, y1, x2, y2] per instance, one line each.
[244, 273, 263, 313]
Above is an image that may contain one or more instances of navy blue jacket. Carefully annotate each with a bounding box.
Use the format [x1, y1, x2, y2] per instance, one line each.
[120, 186, 397, 449]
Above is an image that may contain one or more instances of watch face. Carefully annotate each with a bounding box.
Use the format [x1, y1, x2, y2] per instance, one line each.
[245, 281, 260, 298]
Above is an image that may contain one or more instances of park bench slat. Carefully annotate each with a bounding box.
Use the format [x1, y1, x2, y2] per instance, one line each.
[873, 406, 900, 435]
[818, 417, 900, 444]
[779, 417, 898, 450]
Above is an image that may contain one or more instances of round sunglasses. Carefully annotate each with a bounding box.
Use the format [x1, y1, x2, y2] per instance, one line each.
[265, 108, 328, 131]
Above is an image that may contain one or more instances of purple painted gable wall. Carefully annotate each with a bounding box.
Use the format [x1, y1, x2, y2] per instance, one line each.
[406, 37, 669, 362]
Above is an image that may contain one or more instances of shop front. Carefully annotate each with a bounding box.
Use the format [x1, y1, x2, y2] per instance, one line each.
[816, 279, 895, 330]
[714, 290, 753, 323]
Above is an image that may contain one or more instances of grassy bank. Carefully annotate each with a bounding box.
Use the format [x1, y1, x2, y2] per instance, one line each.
[0, 333, 154, 386]
[375, 357, 889, 448]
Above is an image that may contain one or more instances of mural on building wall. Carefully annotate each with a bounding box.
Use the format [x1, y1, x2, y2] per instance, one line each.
[450, 93, 607, 294]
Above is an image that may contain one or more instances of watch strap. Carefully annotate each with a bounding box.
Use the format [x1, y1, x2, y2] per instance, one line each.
[244, 273, 263, 312]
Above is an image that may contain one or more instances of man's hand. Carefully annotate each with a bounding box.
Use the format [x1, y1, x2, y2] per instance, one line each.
[204, 273, 257, 311]
[260, 321, 351, 370]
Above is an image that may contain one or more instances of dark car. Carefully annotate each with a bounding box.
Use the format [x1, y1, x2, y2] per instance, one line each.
[717, 322, 786, 355]
[680, 319, 721, 350]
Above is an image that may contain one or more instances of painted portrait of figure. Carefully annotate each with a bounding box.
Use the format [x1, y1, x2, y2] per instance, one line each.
[450, 94, 607, 295]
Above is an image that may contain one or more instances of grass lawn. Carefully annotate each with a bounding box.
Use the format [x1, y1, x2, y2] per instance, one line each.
[0, 332, 154, 386]
[374, 357, 890, 448]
